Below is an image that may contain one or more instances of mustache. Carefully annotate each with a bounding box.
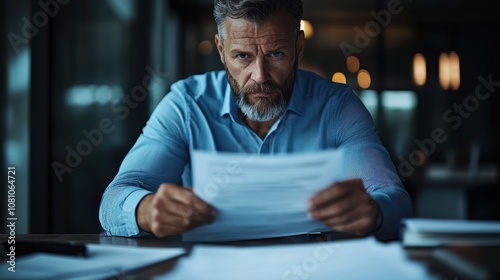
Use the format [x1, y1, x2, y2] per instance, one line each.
[242, 81, 283, 95]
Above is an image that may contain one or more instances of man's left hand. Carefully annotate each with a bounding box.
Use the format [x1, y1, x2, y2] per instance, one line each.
[308, 178, 380, 235]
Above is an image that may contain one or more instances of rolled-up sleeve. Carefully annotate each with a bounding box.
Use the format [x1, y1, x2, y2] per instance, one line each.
[99, 83, 189, 237]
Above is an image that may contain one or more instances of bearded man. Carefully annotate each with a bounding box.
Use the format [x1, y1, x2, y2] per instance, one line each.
[99, 0, 412, 240]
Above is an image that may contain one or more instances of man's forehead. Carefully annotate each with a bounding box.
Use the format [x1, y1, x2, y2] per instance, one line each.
[227, 35, 290, 50]
[223, 11, 292, 43]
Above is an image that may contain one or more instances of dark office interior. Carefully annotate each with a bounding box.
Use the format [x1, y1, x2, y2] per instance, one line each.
[1, 0, 499, 234]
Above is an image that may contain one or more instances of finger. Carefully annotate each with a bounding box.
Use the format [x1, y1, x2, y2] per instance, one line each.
[148, 190, 213, 228]
[150, 221, 190, 238]
[310, 189, 373, 220]
[159, 184, 214, 215]
[308, 178, 362, 210]
[320, 200, 376, 235]
[156, 184, 215, 224]
[168, 201, 215, 224]
[150, 204, 211, 236]
[308, 195, 357, 221]
[188, 191, 216, 214]
[158, 183, 193, 205]
[318, 201, 371, 228]
[329, 213, 375, 235]
[308, 184, 344, 210]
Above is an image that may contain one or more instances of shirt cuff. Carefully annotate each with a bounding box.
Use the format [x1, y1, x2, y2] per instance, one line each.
[110, 189, 153, 237]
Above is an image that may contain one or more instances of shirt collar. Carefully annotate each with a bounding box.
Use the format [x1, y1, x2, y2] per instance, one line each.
[220, 78, 236, 118]
[285, 70, 306, 116]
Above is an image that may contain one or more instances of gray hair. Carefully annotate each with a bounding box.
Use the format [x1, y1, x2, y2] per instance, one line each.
[213, 0, 303, 40]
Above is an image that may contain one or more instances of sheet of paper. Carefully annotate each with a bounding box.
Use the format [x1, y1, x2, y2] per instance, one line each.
[183, 150, 342, 242]
[401, 218, 500, 247]
[402, 218, 500, 234]
[0, 244, 185, 280]
[156, 237, 438, 280]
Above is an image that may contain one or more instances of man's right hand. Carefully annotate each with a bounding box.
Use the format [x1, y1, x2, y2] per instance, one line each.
[136, 183, 216, 237]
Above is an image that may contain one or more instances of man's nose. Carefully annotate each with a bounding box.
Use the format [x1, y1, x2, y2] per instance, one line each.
[250, 57, 269, 84]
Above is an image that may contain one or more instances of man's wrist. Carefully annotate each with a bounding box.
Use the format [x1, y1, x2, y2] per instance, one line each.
[136, 194, 154, 233]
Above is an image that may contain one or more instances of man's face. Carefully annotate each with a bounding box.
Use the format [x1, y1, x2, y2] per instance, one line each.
[215, 11, 305, 122]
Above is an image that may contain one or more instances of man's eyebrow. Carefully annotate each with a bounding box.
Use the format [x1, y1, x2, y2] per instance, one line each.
[269, 45, 288, 52]
[229, 44, 289, 55]
[229, 49, 250, 56]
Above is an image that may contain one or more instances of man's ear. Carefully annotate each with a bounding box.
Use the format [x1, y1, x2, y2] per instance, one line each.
[214, 34, 225, 64]
[296, 30, 305, 62]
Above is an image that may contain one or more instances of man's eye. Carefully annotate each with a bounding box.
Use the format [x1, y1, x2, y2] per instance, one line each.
[236, 54, 249, 59]
[270, 52, 283, 58]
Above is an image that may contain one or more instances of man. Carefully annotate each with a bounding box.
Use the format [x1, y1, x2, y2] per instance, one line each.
[99, 0, 412, 240]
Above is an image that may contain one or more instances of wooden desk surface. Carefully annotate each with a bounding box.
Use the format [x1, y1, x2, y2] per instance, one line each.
[0, 233, 471, 279]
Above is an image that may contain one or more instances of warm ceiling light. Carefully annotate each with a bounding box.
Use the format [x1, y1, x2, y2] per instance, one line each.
[357, 69, 371, 89]
[413, 53, 426, 86]
[346, 56, 360, 73]
[449, 51, 460, 90]
[300, 20, 314, 39]
[332, 72, 347, 84]
[439, 52, 450, 90]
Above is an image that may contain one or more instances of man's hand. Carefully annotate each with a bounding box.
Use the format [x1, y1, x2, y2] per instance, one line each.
[136, 183, 216, 237]
[308, 178, 380, 235]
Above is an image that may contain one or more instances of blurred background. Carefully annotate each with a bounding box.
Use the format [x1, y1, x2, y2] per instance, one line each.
[1, 0, 499, 234]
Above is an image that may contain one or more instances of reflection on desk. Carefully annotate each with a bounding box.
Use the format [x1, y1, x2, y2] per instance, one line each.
[433, 245, 500, 280]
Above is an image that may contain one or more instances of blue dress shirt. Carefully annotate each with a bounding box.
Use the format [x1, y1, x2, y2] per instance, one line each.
[99, 70, 412, 240]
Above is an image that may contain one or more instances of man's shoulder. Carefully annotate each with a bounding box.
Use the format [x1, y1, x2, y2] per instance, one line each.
[181, 70, 227, 85]
[172, 70, 228, 99]
[296, 69, 352, 97]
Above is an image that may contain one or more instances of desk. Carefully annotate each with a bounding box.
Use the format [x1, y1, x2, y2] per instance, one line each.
[0, 233, 479, 279]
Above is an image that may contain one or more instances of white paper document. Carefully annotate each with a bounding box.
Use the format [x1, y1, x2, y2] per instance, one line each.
[183, 150, 343, 242]
[157, 237, 438, 280]
[0, 244, 185, 280]
[401, 218, 500, 247]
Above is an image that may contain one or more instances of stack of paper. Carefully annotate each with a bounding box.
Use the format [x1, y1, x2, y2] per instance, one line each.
[184, 150, 342, 242]
[401, 218, 500, 247]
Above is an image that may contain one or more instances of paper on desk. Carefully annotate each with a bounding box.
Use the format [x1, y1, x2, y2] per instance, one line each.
[157, 237, 438, 280]
[402, 218, 500, 234]
[0, 244, 185, 280]
[401, 218, 500, 247]
[183, 150, 342, 242]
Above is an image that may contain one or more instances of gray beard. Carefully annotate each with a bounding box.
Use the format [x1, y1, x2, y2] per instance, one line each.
[225, 64, 296, 122]
[235, 92, 286, 122]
